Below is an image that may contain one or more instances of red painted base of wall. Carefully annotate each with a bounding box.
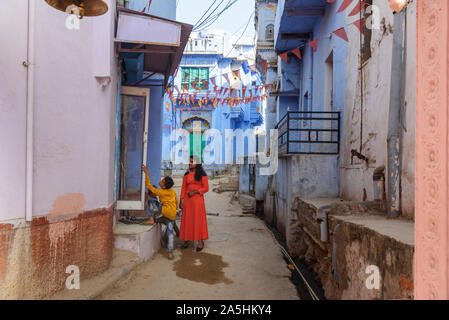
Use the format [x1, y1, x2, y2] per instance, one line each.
[0, 206, 114, 299]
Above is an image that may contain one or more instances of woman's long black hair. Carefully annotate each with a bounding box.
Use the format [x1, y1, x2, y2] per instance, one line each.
[186, 155, 207, 181]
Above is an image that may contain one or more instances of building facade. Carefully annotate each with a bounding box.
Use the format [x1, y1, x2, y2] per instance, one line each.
[161, 31, 264, 175]
[259, 0, 416, 299]
[0, 0, 189, 299]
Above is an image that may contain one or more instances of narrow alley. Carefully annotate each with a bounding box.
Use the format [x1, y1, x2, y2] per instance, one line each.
[4, 0, 449, 303]
[101, 175, 298, 300]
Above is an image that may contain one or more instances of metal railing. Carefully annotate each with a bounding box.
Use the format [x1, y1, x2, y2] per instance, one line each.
[275, 111, 341, 156]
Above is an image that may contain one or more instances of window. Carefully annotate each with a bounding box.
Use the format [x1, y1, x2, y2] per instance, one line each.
[181, 67, 209, 90]
[265, 24, 274, 40]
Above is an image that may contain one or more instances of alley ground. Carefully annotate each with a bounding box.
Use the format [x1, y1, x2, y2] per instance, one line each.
[100, 175, 299, 300]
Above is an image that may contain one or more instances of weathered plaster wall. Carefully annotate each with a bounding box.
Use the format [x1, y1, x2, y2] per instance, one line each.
[32, 0, 118, 216]
[291, 197, 414, 300]
[0, 0, 118, 298]
[0, 207, 113, 299]
[341, 0, 415, 219]
[272, 155, 339, 238]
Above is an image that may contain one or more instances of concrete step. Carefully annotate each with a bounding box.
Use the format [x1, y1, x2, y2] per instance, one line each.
[113, 222, 161, 262]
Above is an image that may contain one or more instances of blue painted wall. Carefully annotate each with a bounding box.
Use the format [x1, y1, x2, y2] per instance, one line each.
[268, 0, 349, 238]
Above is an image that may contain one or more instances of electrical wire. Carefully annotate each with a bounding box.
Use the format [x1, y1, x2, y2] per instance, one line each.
[193, 0, 221, 29]
[265, 223, 320, 300]
[194, 0, 229, 30]
[195, 0, 236, 30]
[194, 0, 239, 31]
[223, 11, 254, 58]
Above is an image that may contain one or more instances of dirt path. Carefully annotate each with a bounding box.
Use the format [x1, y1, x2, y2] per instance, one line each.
[101, 176, 299, 300]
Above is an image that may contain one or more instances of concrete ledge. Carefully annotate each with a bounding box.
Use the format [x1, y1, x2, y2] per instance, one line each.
[332, 215, 414, 246]
[114, 222, 161, 262]
[290, 196, 415, 299]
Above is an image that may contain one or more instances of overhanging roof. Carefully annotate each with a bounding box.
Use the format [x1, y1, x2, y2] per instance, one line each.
[275, 0, 328, 52]
[115, 7, 193, 78]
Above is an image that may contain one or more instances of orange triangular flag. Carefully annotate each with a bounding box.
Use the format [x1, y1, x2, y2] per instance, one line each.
[352, 18, 365, 34]
[333, 27, 349, 42]
[291, 48, 302, 60]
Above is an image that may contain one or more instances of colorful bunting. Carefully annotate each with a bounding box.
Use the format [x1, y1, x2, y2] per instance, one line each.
[279, 52, 288, 63]
[291, 47, 302, 60]
[352, 18, 365, 34]
[333, 27, 349, 42]
[223, 73, 230, 84]
[232, 69, 241, 80]
[348, 1, 368, 16]
[309, 39, 318, 52]
[337, 0, 354, 13]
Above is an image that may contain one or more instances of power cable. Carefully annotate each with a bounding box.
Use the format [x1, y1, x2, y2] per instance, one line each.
[193, 0, 221, 28]
[195, 0, 239, 31]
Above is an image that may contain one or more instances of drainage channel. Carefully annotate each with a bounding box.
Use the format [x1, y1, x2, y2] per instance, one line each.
[263, 220, 326, 301]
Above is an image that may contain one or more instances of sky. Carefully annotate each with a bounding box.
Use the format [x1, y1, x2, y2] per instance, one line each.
[176, 0, 255, 38]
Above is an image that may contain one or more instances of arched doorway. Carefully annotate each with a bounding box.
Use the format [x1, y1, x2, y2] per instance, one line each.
[182, 117, 211, 162]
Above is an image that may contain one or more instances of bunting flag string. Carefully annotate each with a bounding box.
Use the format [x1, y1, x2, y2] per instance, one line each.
[309, 39, 318, 52]
[223, 73, 230, 84]
[349, 1, 368, 17]
[336, 0, 353, 13]
[279, 52, 288, 63]
[352, 17, 365, 34]
[162, 0, 383, 133]
[291, 47, 302, 60]
[232, 69, 241, 80]
[163, 63, 276, 120]
[333, 27, 349, 42]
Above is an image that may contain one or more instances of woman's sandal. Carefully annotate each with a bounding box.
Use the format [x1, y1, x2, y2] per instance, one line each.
[168, 253, 174, 260]
[196, 241, 204, 252]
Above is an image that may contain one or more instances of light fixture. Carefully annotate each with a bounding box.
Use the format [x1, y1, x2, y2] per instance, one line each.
[45, 0, 108, 19]
[387, 0, 407, 13]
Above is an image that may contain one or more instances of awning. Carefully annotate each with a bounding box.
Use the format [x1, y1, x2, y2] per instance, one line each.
[275, 0, 328, 51]
[115, 7, 192, 79]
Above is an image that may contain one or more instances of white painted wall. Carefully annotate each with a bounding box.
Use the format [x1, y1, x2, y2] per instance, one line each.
[341, 0, 415, 219]
[0, 0, 28, 221]
[0, 0, 118, 221]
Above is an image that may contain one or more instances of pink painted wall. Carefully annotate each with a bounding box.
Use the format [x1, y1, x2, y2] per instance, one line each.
[415, 0, 449, 300]
[0, 0, 118, 221]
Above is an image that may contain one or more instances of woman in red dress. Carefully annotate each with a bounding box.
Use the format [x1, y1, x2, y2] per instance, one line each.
[179, 155, 209, 251]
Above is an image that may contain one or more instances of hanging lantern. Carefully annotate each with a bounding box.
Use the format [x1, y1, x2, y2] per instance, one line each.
[387, 0, 407, 13]
[45, 0, 108, 19]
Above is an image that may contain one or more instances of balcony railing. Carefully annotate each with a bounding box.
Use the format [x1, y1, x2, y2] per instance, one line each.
[275, 111, 341, 156]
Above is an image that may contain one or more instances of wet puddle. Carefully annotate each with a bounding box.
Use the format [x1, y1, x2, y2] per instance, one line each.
[173, 250, 233, 285]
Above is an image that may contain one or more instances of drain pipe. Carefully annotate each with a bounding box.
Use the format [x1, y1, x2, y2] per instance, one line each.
[307, 42, 314, 153]
[317, 205, 331, 242]
[25, 0, 36, 222]
[386, 9, 406, 218]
